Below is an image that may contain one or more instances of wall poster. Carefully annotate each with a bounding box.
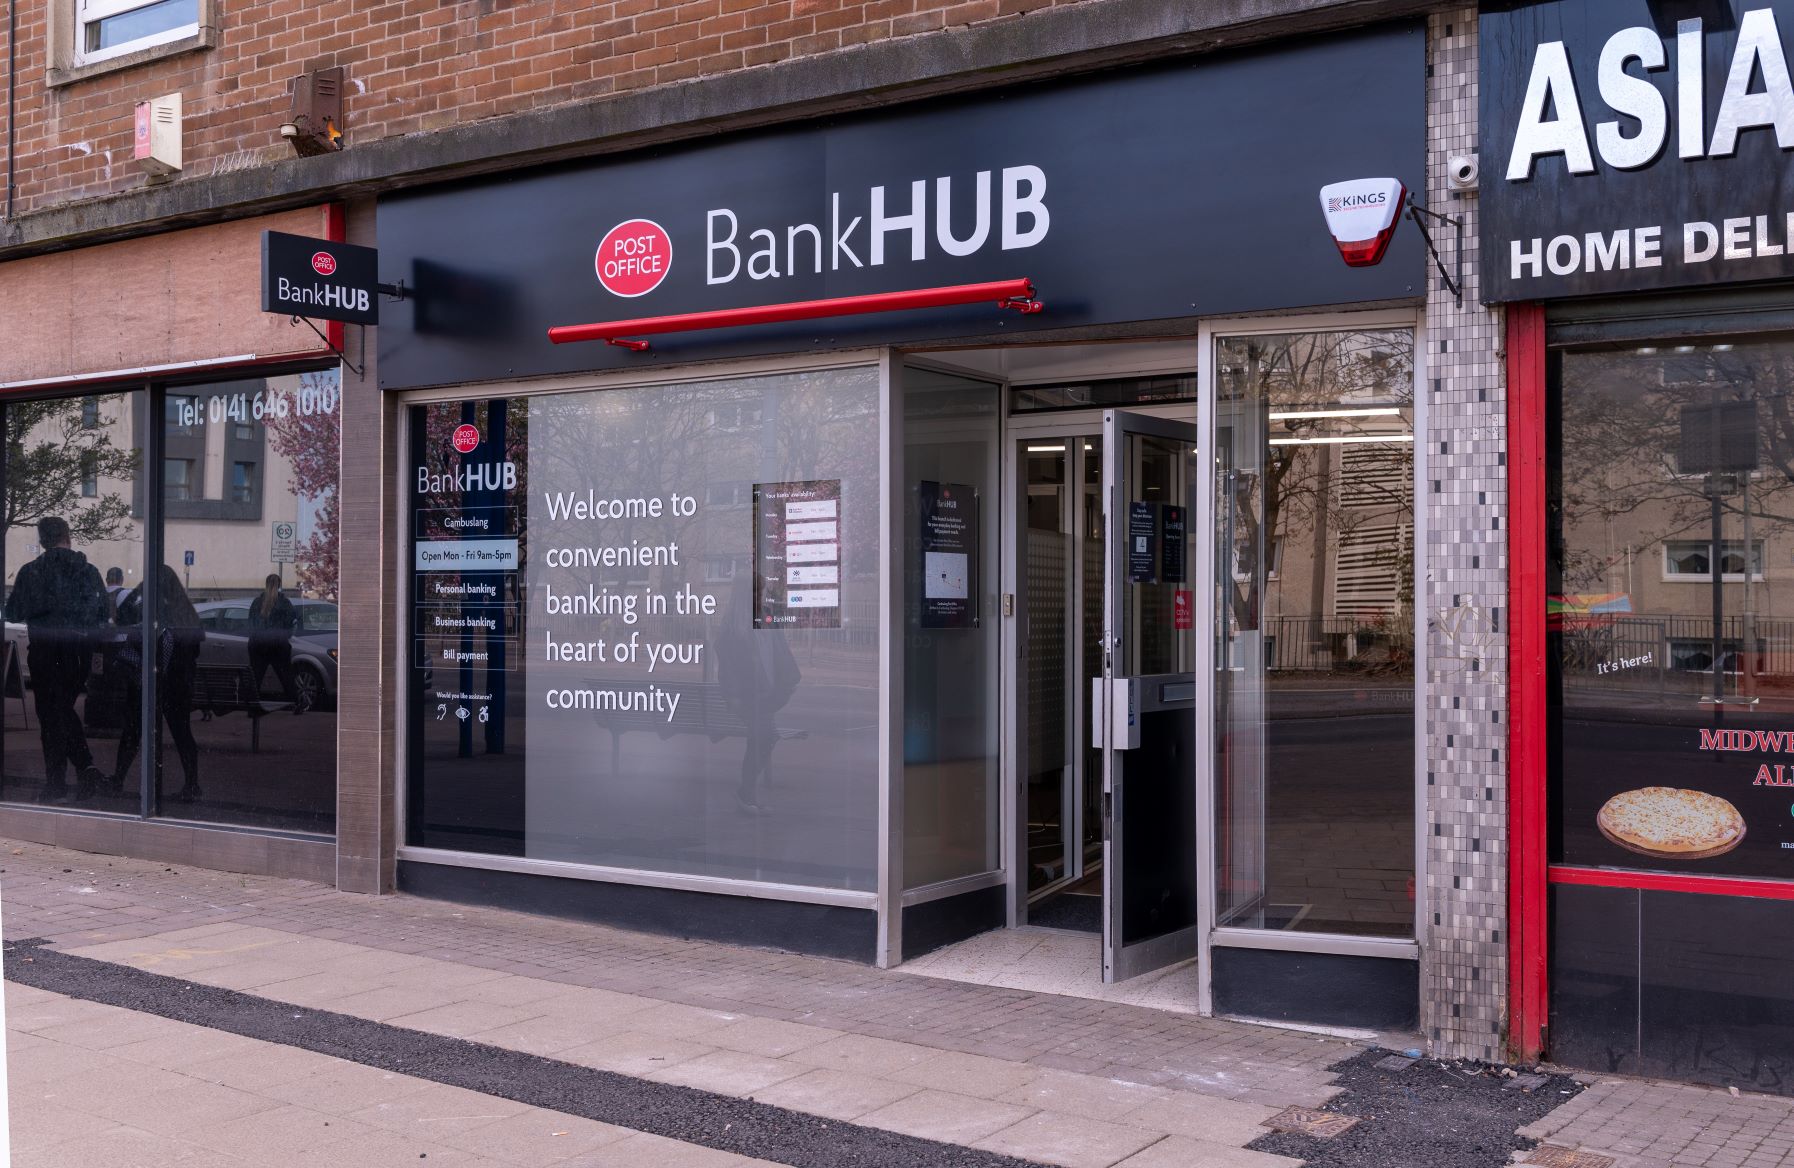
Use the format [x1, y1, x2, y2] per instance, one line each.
[919, 480, 977, 629]
[754, 479, 842, 628]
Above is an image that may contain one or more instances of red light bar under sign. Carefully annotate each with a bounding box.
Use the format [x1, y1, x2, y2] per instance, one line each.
[548, 278, 1044, 350]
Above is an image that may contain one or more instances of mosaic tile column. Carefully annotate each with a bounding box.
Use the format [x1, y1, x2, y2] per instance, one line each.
[1422, 10, 1511, 1062]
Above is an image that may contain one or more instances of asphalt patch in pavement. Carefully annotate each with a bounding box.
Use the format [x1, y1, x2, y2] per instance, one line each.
[1247, 1047, 1586, 1168]
[4, 937, 1049, 1168]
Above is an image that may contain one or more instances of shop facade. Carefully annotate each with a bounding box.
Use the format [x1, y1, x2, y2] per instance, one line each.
[0, 3, 1524, 1057]
[1487, 0, 1794, 1090]
[378, 19, 1457, 1036]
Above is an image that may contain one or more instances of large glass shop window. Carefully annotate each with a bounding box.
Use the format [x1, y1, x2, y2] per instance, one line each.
[1551, 338, 1794, 879]
[0, 373, 341, 832]
[407, 367, 882, 891]
[1213, 329, 1416, 938]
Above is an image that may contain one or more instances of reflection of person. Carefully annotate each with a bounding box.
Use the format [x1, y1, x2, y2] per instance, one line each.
[4, 517, 109, 803]
[716, 574, 800, 813]
[248, 574, 305, 714]
[104, 567, 127, 617]
[112, 565, 204, 802]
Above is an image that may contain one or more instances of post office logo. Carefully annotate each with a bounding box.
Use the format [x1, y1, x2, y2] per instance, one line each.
[595, 219, 672, 297]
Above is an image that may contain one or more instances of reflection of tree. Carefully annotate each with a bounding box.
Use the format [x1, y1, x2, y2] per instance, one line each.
[1219, 330, 1415, 632]
[4, 396, 139, 544]
[265, 372, 343, 601]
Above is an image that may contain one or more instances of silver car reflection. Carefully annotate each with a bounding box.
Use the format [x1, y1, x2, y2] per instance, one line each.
[192, 598, 339, 710]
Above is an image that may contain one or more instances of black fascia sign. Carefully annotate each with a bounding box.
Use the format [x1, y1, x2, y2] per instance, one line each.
[262, 231, 381, 325]
[1480, 0, 1794, 302]
[373, 23, 1424, 390]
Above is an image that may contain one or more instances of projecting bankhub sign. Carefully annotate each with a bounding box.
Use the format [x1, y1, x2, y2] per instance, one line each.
[1480, 0, 1794, 301]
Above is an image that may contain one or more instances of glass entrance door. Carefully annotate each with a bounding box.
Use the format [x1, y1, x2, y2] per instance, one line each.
[1099, 409, 1200, 982]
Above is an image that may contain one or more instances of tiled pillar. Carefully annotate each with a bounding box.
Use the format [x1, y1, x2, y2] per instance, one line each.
[336, 196, 399, 894]
[1423, 10, 1511, 1061]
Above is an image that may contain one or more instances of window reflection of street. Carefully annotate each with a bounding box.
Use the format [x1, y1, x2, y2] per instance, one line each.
[0, 372, 340, 834]
[1215, 329, 1417, 939]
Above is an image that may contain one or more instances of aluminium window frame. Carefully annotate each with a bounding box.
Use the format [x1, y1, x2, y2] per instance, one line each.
[74, 0, 199, 65]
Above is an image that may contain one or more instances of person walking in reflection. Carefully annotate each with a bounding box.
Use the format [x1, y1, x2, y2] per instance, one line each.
[716, 574, 800, 814]
[248, 573, 305, 714]
[4, 517, 109, 803]
[111, 565, 204, 802]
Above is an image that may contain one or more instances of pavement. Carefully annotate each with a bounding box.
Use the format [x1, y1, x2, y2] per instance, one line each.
[0, 840, 1788, 1168]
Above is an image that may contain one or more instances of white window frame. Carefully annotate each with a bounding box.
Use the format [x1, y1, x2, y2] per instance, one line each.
[76, 0, 199, 65]
[1661, 539, 1765, 582]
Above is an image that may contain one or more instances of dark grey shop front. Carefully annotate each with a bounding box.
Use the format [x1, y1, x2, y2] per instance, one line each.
[378, 23, 1426, 1029]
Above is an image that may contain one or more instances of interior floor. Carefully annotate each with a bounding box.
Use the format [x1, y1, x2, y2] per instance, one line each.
[899, 926, 1202, 1014]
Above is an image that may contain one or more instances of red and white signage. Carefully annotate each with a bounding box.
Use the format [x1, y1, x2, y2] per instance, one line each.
[595, 219, 672, 297]
[1319, 178, 1406, 267]
[311, 251, 338, 276]
[451, 424, 481, 454]
[1174, 589, 1193, 630]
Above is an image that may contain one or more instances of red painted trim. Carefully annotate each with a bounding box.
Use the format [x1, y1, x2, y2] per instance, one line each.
[1550, 865, 1794, 901]
[324, 203, 348, 355]
[1506, 302, 1549, 1063]
[547, 278, 1042, 347]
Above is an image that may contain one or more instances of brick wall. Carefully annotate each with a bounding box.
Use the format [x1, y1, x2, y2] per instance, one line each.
[1421, 8, 1512, 1062]
[1, 0, 1090, 219]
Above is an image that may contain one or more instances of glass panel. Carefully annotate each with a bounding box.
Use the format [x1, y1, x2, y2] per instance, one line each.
[1111, 419, 1199, 952]
[903, 369, 1001, 888]
[1, 392, 146, 808]
[1081, 441, 1104, 864]
[407, 367, 882, 891]
[1023, 442, 1071, 893]
[87, 0, 196, 51]
[154, 372, 340, 832]
[1551, 338, 1794, 880]
[1213, 329, 1416, 938]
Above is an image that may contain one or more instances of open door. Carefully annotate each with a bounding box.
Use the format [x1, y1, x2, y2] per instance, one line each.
[1098, 409, 1200, 982]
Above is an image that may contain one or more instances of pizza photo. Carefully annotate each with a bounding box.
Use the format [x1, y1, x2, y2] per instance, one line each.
[1596, 787, 1746, 860]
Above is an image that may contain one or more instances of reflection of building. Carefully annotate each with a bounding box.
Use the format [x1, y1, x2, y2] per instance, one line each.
[2, 375, 333, 604]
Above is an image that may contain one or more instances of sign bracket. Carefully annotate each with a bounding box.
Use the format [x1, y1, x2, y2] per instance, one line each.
[1405, 196, 1462, 304]
[291, 314, 365, 377]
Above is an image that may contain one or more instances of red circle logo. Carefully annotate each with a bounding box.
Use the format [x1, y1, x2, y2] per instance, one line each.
[451, 424, 480, 454]
[594, 219, 672, 298]
[311, 251, 337, 276]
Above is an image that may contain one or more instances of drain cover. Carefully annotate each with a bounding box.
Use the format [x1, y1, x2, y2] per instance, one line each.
[1525, 1146, 1615, 1168]
[1262, 1106, 1361, 1139]
[1374, 1054, 1417, 1072]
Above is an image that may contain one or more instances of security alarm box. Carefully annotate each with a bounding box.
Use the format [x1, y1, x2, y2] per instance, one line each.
[134, 93, 181, 177]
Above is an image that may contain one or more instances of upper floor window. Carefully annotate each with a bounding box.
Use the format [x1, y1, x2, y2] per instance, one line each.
[78, 0, 198, 65]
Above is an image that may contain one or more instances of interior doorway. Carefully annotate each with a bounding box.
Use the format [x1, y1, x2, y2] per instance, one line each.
[901, 342, 1202, 995]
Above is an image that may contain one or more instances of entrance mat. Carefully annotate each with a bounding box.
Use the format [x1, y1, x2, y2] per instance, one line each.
[1248, 1048, 1586, 1168]
[1029, 892, 1101, 933]
[3, 938, 1048, 1168]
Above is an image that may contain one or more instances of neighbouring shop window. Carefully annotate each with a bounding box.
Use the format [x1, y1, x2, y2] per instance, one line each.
[406, 367, 882, 891]
[153, 371, 340, 831]
[1550, 338, 1794, 880]
[903, 368, 1001, 888]
[1, 392, 144, 807]
[1213, 328, 1417, 938]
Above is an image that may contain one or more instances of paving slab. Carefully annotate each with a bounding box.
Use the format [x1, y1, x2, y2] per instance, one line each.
[859, 1088, 1038, 1144]
[974, 1110, 1166, 1168]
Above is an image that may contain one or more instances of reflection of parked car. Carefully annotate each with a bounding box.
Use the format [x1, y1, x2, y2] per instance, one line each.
[193, 599, 338, 710]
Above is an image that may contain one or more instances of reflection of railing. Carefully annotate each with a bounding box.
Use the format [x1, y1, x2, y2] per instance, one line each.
[1559, 614, 1794, 686]
[1261, 616, 1414, 673]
